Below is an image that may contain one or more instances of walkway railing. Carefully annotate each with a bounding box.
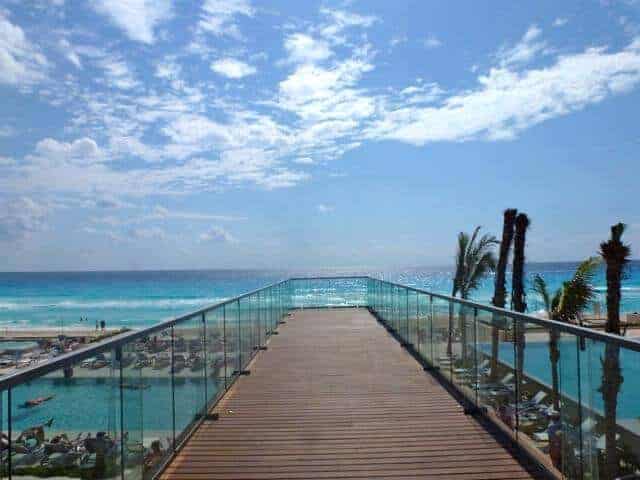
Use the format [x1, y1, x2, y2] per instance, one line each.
[1, 275, 639, 479]
[365, 277, 640, 480]
[0, 279, 293, 479]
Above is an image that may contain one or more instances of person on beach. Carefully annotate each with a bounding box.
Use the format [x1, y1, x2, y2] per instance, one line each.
[548, 411, 563, 469]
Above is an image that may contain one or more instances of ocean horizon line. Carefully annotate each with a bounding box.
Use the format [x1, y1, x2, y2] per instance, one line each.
[2, 259, 639, 275]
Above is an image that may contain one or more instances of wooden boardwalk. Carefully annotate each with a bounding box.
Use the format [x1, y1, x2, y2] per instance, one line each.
[162, 308, 546, 479]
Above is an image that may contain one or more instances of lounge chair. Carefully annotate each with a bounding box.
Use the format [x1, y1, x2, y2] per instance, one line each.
[479, 372, 514, 391]
[517, 391, 548, 412]
[453, 359, 489, 374]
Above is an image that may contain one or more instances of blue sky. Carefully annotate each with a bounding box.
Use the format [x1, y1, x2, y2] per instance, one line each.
[1, 0, 640, 271]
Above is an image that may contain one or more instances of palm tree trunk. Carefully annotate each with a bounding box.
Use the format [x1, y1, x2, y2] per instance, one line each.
[549, 329, 560, 411]
[512, 213, 530, 380]
[460, 304, 468, 364]
[599, 223, 628, 479]
[490, 324, 500, 379]
[447, 302, 453, 356]
[602, 256, 623, 479]
[602, 343, 622, 479]
[490, 209, 517, 380]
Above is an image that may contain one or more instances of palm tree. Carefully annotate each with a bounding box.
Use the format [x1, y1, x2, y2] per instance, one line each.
[511, 213, 530, 379]
[449, 227, 498, 357]
[599, 223, 630, 479]
[532, 257, 600, 410]
[490, 209, 517, 380]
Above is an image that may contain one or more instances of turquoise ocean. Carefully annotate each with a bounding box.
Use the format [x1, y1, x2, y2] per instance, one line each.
[2, 262, 640, 437]
[3, 262, 640, 331]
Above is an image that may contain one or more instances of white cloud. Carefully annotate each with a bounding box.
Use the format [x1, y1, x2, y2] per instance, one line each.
[155, 58, 181, 80]
[33, 137, 101, 164]
[97, 56, 139, 90]
[277, 57, 374, 121]
[0, 197, 49, 241]
[92, 0, 173, 44]
[553, 17, 568, 27]
[368, 38, 640, 145]
[161, 114, 232, 147]
[423, 35, 442, 49]
[400, 82, 445, 104]
[0, 11, 48, 85]
[390, 34, 408, 48]
[199, 226, 234, 243]
[130, 226, 166, 240]
[58, 39, 81, 69]
[293, 157, 315, 165]
[318, 8, 377, 40]
[284, 33, 332, 64]
[495, 25, 547, 67]
[210, 58, 256, 78]
[146, 205, 244, 222]
[316, 204, 333, 213]
[198, 0, 253, 38]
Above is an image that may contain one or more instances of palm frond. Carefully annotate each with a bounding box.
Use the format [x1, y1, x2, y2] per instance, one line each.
[532, 274, 551, 315]
[453, 226, 497, 299]
[452, 232, 469, 297]
[558, 257, 600, 322]
[600, 222, 631, 270]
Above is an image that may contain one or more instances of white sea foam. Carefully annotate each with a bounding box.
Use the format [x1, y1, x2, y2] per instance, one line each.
[0, 297, 225, 310]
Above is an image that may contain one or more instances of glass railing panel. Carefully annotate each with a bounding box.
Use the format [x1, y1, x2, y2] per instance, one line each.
[574, 336, 600, 480]
[432, 296, 452, 377]
[139, 325, 174, 478]
[476, 309, 518, 435]
[584, 338, 640, 479]
[397, 287, 408, 342]
[407, 290, 418, 349]
[252, 293, 263, 351]
[241, 298, 255, 370]
[450, 303, 475, 398]
[120, 341, 143, 480]
[10, 349, 120, 479]
[0, 390, 6, 480]
[392, 285, 400, 333]
[555, 332, 587, 479]
[204, 307, 225, 404]
[513, 319, 554, 463]
[172, 314, 205, 443]
[263, 290, 271, 343]
[416, 294, 433, 364]
[224, 302, 240, 380]
[385, 283, 392, 323]
[262, 288, 271, 336]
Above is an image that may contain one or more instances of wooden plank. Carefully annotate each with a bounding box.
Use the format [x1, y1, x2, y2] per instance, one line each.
[161, 308, 545, 480]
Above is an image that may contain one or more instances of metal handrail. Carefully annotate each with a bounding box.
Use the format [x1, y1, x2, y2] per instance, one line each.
[367, 276, 640, 352]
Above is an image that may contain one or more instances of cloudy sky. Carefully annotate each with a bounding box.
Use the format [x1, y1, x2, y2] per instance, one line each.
[1, 0, 640, 271]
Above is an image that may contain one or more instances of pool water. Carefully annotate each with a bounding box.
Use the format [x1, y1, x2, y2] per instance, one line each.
[483, 339, 640, 424]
